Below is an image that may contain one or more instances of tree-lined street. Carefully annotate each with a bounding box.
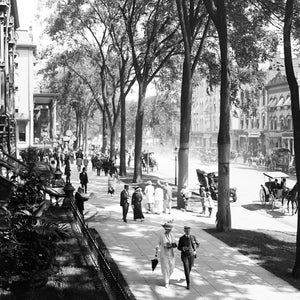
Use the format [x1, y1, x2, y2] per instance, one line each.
[1, 0, 300, 298]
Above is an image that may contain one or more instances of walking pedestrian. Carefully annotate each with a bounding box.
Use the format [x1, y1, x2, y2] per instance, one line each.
[107, 171, 116, 195]
[64, 155, 71, 183]
[83, 155, 89, 171]
[76, 155, 83, 172]
[75, 187, 88, 217]
[199, 187, 206, 214]
[180, 185, 191, 211]
[177, 226, 200, 289]
[144, 180, 155, 213]
[131, 187, 144, 222]
[154, 181, 164, 214]
[206, 191, 214, 217]
[120, 185, 130, 223]
[163, 181, 173, 214]
[79, 167, 88, 193]
[156, 222, 177, 288]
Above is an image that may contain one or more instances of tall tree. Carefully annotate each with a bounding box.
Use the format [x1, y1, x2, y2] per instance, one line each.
[120, 0, 180, 182]
[204, 0, 231, 231]
[175, 0, 210, 208]
[283, 0, 300, 278]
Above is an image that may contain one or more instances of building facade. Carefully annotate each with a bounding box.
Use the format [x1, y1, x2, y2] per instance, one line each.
[0, 0, 19, 154]
[191, 81, 239, 152]
[14, 27, 36, 154]
[191, 82, 220, 151]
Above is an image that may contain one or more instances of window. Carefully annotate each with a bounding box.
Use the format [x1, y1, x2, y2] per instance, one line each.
[18, 122, 26, 142]
[274, 117, 277, 130]
[270, 118, 273, 130]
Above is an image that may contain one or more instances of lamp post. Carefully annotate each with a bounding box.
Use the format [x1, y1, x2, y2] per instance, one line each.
[174, 147, 178, 186]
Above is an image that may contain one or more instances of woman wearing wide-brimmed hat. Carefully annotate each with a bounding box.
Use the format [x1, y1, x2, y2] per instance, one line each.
[131, 187, 145, 221]
[156, 222, 177, 288]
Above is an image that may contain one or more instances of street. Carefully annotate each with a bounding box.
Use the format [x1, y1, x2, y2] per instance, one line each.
[152, 153, 298, 232]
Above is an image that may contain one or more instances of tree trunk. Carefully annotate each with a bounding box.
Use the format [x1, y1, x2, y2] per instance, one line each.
[177, 57, 192, 208]
[216, 0, 231, 232]
[283, 0, 300, 278]
[119, 91, 127, 175]
[83, 115, 89, 154]
[133, 83, 147, 183]
[109, 124, 117, 163]
[102, 110, 108, 154]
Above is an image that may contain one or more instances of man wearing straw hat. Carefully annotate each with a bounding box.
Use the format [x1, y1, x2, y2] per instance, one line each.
[156, 221, 177, 288]
[178, 225, 199, 289]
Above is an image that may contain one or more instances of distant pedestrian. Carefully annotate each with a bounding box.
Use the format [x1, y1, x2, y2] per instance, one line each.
[199, 187, 206, 214]
[127, 154, 131, 167]
[79, 167, 88, 193]
[144, 180, 154, 213]
[95, 157, 102, 176]
[64, 155, 71, 183]
[154, 181, 164, 214]
[177, 226, 200, 290]
[156, 222, 176, 288]
[76, 156, 83, 172]
[107, 171, 116, 196]
[120, 185, 130, 223]
[75, 187, 88, 217]
[83, 155, 89, 170]
[180, 185, 191, 211]
[206, 192, 214, 217]
[131, 187, 144, 221]
[163, 182, 172, 214]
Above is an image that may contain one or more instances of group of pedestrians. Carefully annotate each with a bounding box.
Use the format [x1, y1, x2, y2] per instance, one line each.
[157, 222, 199, 290]
[144, 180, 173, 214]
[120, 181, 173, 223]
[120, 184, 200, 290]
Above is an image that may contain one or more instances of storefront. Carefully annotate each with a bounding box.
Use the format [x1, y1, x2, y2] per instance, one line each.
[282, 131, 294, 155]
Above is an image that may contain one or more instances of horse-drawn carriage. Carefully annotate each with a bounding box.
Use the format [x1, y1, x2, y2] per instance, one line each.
[259, 171, 298, 214]
[141, 152, 158, 172]
[196, 169, 237, 202]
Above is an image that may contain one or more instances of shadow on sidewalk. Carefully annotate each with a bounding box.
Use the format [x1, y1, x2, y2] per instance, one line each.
[204, 227, 300, 291]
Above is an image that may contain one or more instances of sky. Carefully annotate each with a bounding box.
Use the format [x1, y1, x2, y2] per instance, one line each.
[16, 0, 38, 29]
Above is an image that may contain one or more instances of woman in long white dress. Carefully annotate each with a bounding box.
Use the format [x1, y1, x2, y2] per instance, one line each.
[154, 182, 164, 214]
[157, 223, 176, 287]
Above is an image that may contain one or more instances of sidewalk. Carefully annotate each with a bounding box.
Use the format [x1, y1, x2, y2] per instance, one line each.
[70, 165, 299, 300]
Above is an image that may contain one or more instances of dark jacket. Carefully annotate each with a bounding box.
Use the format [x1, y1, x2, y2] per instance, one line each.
[131, 191, 143, 206]
[79, 171, 88, 184]
[178, 234, 199, 257]
[75, 192, 88, 212]
[120, 189, 130, 206]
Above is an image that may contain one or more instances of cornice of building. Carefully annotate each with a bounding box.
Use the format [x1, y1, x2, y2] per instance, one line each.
[265, 72, 287, 88]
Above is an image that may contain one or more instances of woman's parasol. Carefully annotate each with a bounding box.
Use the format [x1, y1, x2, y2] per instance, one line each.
[151, 248, 159, 271]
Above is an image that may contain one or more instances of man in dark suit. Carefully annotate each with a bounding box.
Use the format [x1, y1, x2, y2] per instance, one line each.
[75, 187, 88, 217]
[79, 167, 88, 193]
[177, 226, 199, 289]
[120, 185, 130, 223]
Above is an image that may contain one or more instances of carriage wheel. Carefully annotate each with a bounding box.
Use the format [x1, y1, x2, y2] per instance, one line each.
[269, 194, 276, 210]
[259, 188, 265, 204]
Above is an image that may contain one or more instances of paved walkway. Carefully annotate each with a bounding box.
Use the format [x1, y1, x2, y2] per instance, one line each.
[70, 165, 299, 300]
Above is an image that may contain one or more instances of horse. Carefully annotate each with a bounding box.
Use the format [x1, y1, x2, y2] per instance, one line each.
[284, 183, 298, 215]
